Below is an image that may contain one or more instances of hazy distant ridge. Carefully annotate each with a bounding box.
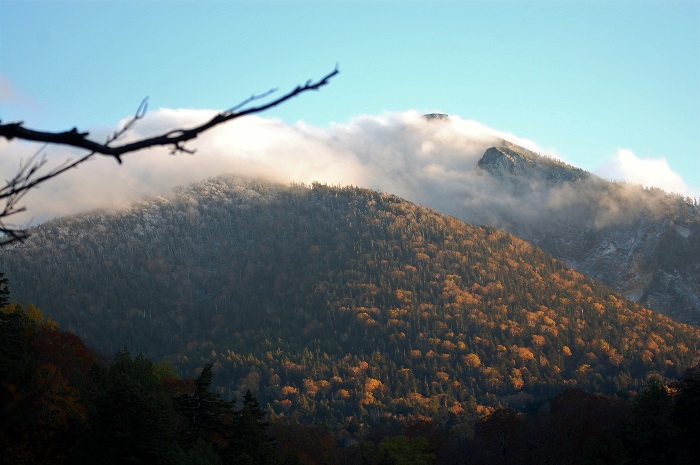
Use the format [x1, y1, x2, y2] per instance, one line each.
[473, 140, 700, 325]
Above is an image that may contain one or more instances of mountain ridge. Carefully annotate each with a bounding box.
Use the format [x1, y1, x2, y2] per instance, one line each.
[2, 176, 698, 426]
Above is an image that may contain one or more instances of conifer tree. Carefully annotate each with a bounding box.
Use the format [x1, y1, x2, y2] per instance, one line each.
[0, 271, 10, 307]
[175, 363, 235, 460]
[672, 364, 700, 460]
[627, 378, 679, 464]
[77, 349, 174, 465]
[226, 390, 278, 465]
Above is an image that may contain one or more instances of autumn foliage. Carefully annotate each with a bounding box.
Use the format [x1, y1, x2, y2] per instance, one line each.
[2, 178, 699, 432]
[2, 296, 700, 464]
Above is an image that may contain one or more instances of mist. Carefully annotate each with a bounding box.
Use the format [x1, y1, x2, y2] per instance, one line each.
[1, 110, 695, 231]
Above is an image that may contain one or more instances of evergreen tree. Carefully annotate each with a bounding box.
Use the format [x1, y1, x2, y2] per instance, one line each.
[0, 305, 35, 463]
[76, 350, 175, 465]
[226, 390, 279, 465]
[673, 364, 700, 462]
[175, 363, 236, 458]
[167, 438, 223, 465]
[627, 378, 679, 464]
[0, 271, 10, 307]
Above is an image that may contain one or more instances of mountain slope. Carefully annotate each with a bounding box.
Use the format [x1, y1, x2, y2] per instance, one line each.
[2, 176, 698, 426]
[470, 141, 700, 325]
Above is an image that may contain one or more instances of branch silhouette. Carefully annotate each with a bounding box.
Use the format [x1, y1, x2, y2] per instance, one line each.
[0, 67, 339, 245]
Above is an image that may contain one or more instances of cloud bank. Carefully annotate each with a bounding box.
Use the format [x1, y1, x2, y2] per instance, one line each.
[594, 148, 693, 196]
[1, 109, 696, 230]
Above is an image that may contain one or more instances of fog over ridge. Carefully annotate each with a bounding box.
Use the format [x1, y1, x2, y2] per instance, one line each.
[1, 109, 695, 228]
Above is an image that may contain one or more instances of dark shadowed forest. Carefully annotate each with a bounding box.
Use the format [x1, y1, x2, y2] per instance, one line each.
[1, 302, 699, 464]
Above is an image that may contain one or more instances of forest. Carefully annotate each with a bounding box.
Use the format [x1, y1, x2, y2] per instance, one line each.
[1, 302, 699, 464]
[2, 176, 700, 464]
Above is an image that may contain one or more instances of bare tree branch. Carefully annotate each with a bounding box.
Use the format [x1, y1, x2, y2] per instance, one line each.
[1, 96, 151, 204]
[0, 67, 338, 162]
[0, 67, 339, 245]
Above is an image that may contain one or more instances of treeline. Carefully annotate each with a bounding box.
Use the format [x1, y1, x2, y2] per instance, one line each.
[2, 303, 699, 465]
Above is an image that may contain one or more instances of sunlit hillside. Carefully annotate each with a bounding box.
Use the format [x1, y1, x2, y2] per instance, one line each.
[3, 176, 698, 428]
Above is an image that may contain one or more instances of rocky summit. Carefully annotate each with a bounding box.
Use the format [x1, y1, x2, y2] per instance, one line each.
[478, 142, 589, 185]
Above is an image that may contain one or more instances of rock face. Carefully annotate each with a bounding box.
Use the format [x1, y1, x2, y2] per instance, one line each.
[475, 142, 700, 325]
[478, 143, 589, 184]
[423, 113, 450, 121]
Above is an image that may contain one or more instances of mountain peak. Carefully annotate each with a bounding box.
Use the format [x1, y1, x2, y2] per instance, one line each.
[478, 142, 590, 185]
[423, 113, 449, 121]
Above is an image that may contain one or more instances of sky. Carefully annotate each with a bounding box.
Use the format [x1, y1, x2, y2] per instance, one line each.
[1, 0, 699, 225]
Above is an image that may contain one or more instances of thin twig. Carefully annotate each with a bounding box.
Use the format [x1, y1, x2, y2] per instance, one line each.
[0, 67, 339, 245]
[0, 67, 338, 160]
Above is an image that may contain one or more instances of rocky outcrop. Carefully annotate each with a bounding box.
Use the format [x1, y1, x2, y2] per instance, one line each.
[479, 143, 590, 184]
[423, 113, 450, 121]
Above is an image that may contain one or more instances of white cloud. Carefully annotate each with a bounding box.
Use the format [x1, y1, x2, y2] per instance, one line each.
[4, 109, 695, 233]
[2, 110, 520, 226]
[595, 148, 691, 196]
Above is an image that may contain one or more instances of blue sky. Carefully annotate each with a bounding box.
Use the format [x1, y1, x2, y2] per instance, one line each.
[1, 0, 699, 210]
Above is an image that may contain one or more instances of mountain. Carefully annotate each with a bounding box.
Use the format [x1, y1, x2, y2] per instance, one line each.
[2, 176, 698, 428]
[469, 140, 700, 325]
